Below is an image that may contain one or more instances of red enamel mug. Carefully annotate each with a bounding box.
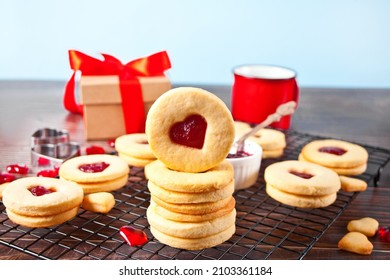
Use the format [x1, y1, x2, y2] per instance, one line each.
[232, 65, 299, 130]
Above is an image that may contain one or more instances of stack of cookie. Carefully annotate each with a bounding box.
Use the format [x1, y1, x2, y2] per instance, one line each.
[145, 87, 237, 250]
[2, 177, 84, 228]
[234, 121, 286, 159]
[115, 133, 157, 167]
[298, 139, 369, 192]
[264, 160, 341, 208]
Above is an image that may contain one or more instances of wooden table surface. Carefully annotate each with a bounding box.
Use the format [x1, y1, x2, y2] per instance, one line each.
[0, 80, 389, 260]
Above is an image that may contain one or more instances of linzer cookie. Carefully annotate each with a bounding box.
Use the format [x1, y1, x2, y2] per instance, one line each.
[2, 177, 83, 228]
[144, 87, 236, 250]
[233, 122, 286, 159]
[115, 133, 156, 167]
[264, 160, 340, 208]
[59, 154, 129, 194]
[145, 87, 235, 173]
[298, 139, 368, 176]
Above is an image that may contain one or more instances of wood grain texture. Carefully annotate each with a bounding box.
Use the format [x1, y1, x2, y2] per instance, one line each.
[0, 80, 389, 259]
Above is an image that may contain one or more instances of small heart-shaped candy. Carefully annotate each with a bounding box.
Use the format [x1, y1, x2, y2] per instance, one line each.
[119, 226, 148, 246]
[169, 114, 207, 149]
[347, 217, 379, 237]
[338, 232, 373, 255]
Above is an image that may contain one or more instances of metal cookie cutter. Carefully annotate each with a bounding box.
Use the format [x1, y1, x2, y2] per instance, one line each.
[31, 128, 80, 167]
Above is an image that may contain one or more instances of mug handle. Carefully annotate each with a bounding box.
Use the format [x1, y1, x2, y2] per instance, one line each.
[292, 78, 299, 106]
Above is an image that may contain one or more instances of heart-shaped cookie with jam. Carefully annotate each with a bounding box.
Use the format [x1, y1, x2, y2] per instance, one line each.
[145, 87, 235, 173]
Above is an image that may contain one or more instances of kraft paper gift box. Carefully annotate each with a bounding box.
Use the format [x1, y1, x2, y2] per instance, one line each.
[63, 50, 172, 140]
[80, 75, 171, 140]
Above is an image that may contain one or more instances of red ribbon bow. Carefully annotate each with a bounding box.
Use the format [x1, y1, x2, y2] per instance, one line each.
[64, 50, 171, 133]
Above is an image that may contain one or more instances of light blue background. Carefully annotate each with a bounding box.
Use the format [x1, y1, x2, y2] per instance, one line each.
[1, 0, 389, 88]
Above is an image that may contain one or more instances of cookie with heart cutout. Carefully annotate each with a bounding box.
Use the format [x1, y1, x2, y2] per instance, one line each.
[145, 87, 235, 173]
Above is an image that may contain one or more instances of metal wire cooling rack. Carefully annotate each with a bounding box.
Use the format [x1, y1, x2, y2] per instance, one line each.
[1, 130, 389, 260]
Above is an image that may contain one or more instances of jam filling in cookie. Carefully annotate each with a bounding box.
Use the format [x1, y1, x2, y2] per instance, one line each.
[169, 114, 207, 149]
[28, 185, 56, 196]
[318, 146, 347, 156]
[79, 162, 110, 173]
[289, 170, 314, 179]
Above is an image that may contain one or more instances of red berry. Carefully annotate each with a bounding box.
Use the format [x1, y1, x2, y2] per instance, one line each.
[0, 173, 16, 184]
[119, 226, 148, 246]
[107, 139, 115, 148]
[37, 157, 50, 166]
[37, 169, 58, 178]
[378, 226, 390, 242]
[85, 145, 105, 155]
[6, 164, 29, 175]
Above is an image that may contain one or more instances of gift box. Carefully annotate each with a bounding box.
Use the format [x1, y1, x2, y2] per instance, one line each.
[63, 50, 171, 140]
[80, 75, 170, 140]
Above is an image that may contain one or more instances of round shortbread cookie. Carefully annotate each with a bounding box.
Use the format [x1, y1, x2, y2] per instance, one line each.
[300, 139, 368, 169]
[59, 154, 129, 183]
[61, 174, 128, 194]
[145, 160, 234, 193]
[118, 152, 155, 167]
[250, 128, 286, 151]
[145, 87, 235, 173]
[150, 197, 235, 222]
[150, 224, 235, 250]
[115, 133, 156, 159]
[147, 205, 236, 238]
[262, 148, 284, 159]
[298, 153, 367, 176]
[6, 206, 79, 228]
[2, 177, 83, 217]
[152, 195, 233, 215]
[148, 179, 234, 204]
[266, 184, 337, 208]
[264, 160, 340, 196]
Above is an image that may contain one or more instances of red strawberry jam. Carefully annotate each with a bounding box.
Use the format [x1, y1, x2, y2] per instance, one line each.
[289, 170, 314, 179]
[227, 150, 252, 158]
[29, 185, 55, 196]
[6, 164, 29, 175]
[119, 226, 148, 246]
[169, 114, 207, 149]
[318, 146, 347, 156]
[0, 173, 16, 184]
[79, 162, 110, 173]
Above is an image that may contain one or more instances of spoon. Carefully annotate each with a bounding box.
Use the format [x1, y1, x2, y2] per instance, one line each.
[234, 101, 297, 153]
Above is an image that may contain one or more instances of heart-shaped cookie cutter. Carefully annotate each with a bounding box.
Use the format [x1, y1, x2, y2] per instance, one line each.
[31, 128, 80, 167]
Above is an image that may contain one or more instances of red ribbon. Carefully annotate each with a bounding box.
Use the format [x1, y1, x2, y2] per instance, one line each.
[64, 50, 171, 133]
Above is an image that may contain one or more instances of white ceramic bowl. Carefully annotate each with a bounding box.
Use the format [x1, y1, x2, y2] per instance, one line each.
[226, 140, 263, 190]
